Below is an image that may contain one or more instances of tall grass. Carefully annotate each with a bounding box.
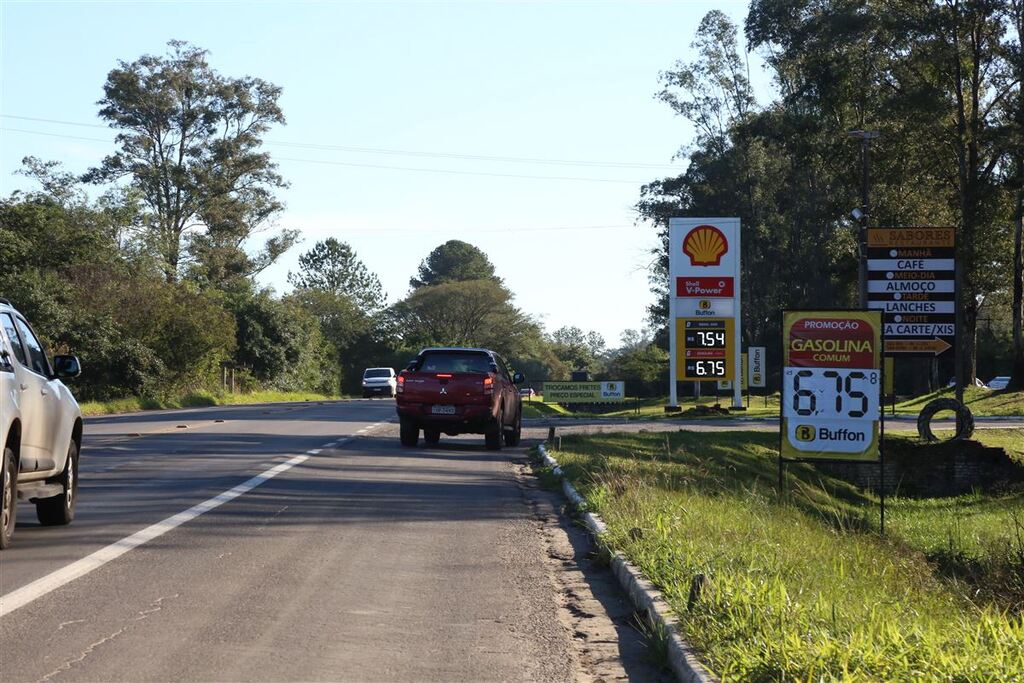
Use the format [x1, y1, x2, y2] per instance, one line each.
[550, 431, 1024, 681]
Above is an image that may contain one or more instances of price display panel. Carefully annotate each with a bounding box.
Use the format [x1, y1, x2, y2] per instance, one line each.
[782, 368, 880, 421]
[677, 318, 734, 381]
[781, 311, 882, 461]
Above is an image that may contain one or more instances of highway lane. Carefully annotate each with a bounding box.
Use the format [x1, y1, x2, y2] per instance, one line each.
[0, 400, 584, 682]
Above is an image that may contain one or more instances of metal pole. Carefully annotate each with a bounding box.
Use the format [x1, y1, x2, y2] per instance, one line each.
[859, 137, 870, 308]
[669, 295, 678, 408]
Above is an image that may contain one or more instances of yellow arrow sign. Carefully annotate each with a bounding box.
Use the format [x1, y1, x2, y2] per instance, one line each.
[884, 338, 952, 355]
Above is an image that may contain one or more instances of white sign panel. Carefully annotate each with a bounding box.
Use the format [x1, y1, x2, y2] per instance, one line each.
[748, 346, 766, 388]
[668, 217, 743, 410]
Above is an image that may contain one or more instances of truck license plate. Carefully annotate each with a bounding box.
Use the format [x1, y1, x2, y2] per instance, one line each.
[431, 405, 456, 415]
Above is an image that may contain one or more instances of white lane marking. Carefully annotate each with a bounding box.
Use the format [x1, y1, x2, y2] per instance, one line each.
[0, 453, 309, 619]
[3, 423, 386, 618]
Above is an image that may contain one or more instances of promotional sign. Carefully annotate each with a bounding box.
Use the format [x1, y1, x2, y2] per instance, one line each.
[780, 311, 882, 461]
[866, 227, 955, 357]
[748, 346, 766, 388]
[668, 217, 742, 408]
[543, 381, 625, 403]
[677, 317, 735, 381]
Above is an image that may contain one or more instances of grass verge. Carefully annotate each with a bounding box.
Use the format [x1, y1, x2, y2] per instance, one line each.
[895, 387, 1024, 417]
[523, 395, 780, 420]
[548, 430, 1024, 681]
[79, 390, 338, 416]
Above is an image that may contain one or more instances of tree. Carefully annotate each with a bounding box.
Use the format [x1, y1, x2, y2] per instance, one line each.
[85, 40, 295, 283]
[1009, 0, 1024, 388]
[549, 326, 606, 371]
[410, 240, 500, 289]
[288, 238, 385, 313]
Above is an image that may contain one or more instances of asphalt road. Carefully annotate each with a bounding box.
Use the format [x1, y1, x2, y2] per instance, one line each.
[0, 400, 589, 682]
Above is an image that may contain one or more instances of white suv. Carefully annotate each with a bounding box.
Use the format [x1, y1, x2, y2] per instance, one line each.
[1, 299, 83, 549]
[362, 367, 397, 398]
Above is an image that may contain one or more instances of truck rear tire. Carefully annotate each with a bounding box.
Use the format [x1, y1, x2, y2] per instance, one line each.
[400, 420, 419, 447]
[37, 440, 77, 526]
[504, 411, 522, 447]
[485, 411, 503, 451]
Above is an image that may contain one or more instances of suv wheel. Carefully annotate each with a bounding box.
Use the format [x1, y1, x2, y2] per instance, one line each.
[424, 429, 441, 446]
[37, 440, 78, 526]
[400, 419, 419, 447]
[1, 446, 17, 549]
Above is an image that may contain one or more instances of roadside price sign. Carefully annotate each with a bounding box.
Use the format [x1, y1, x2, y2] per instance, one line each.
[866, 227, 955, 357]
[677, 317, 735, 381]
[780, 311, 882, 461]
[543, 381, 625, 403]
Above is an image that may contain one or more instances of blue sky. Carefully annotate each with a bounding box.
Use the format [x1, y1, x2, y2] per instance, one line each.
[1, 0, 767, 347]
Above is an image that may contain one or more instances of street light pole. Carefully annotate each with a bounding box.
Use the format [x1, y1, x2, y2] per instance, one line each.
[848, 130, 881, 308]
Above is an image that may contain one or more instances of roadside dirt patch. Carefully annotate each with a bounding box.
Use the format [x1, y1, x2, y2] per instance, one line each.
[510, 452, 674, 682]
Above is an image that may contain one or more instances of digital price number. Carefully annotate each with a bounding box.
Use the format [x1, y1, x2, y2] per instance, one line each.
[678, 318, 734, 381]
[782, 367, 880, 420]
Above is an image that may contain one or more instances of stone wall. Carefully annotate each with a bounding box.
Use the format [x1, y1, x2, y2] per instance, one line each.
[812, 440, 1024, 497]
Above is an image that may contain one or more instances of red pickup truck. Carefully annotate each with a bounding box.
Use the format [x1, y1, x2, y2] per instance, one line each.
[395, 347, 523, 449]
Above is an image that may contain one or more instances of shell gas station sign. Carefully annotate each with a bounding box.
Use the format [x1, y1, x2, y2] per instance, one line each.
[668, 218, 742, 409]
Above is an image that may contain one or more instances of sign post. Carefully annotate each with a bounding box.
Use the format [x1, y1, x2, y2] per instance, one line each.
[779, 310, 886, 532]
[668, 217, 742, 410]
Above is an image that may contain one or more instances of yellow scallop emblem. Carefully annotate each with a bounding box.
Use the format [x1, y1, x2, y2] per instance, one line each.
[683, 225, 728, 266]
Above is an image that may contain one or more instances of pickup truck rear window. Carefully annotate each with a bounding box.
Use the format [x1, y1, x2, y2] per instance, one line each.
[417, 352, 493, 374]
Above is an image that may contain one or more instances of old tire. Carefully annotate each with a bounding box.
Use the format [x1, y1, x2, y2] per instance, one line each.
[1, 446, 17, 550]
[400, 419, 419, 447]
[37, 440, 78, 526]
[424, 429, 441, 446]
[918, 398, 975, 442]
[504, 410, 521, 447]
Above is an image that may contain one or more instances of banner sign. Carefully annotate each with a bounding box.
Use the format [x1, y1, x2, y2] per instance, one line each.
[543, 381, 625, 403]
[669, 217, 741, 401]
[748, 346, 766, 388]
[866, 227, 955, 357]
[780, 311, 882, 461]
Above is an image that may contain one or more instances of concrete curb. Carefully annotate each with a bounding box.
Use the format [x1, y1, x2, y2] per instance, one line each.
[537, 444, 717, 683]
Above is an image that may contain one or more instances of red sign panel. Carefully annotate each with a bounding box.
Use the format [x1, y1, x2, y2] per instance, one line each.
[786, 315, 878, 369]
[675, 277, 735, 298]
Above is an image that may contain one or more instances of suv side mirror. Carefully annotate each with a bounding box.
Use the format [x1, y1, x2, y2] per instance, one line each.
[513, 372, 525, 384]
[52, 354, 81, 379]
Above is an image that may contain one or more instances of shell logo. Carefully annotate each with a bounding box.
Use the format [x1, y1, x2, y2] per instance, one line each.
[683, 225, 728, 266]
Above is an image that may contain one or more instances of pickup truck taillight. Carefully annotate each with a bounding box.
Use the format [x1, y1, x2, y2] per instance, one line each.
[396, 375, 405, 394]
[483, 376, 493, 396]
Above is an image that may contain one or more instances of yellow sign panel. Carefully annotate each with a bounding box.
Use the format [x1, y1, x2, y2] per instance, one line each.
[676, 317, 735, 381]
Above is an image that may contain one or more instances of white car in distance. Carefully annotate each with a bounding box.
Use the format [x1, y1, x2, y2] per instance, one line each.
[362, 367, 397, 398]
[1, 298, 83, 549]
[987, 376, 1011, 391]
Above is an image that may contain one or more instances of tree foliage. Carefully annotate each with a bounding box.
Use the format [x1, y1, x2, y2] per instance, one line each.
[288, 238, 385, 313]
[85, 40, 296, 284]
[410, 240, 500, 289]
